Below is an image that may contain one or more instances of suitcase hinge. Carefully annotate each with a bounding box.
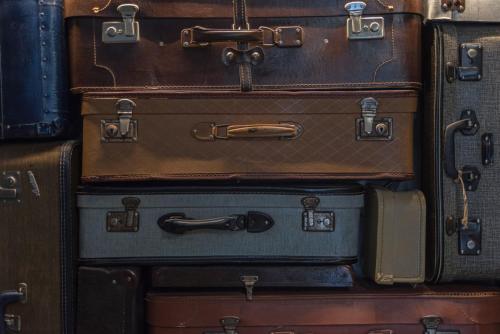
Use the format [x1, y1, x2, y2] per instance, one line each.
[240, 276, 258, 301]
[0, 172, 21, 203]
[102, 4, 140, 43]
[446, 43, 482, 83]
[441, 0, 465, 13]
[106, 197, 141, 232]
[101, 99, 138, 142]
[356, 98, 393, 141]
[422, 316, 460, 334]
[301, 196, 335, 232]
[345, 2, 384, 40]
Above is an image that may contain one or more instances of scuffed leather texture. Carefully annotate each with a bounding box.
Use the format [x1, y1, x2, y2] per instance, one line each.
[81, 90, 417, 182]
[67, 1, 422, 92]
[146, 287, 500, 334]
[0, 0, 69, 139]
[76, 267, 143, 334]
[0, 141, 80, 334]
[363, 186, 426, 285]
[66, 0, 424, 18]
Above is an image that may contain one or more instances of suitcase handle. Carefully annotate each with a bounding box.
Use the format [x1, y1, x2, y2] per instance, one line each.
[157, 212, 274, 234]
[444, 111, 479, 180]
[192, 122, 303, 141]
[181, 26, 303, 48]
[0, 284, 27, 334]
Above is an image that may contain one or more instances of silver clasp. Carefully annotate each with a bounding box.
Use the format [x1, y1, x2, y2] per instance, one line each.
[102, 4, 140, 43]
[345, 1, 366, 34]
[116, 99, 135, 137]
[360, 97, 378, 135]
[345, 2, 384, 40]
[240, 276, 258, 301]
[101, 99, 138, 143]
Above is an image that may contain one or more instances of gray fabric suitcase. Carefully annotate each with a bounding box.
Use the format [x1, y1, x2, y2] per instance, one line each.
[77, 185, 363, 264]
[424, 2, 500, 282]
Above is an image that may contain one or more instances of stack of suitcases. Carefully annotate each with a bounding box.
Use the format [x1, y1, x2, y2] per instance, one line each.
[0, 0, 499, 333]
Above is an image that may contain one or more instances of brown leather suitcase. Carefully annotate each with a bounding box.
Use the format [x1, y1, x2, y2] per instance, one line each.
[0, 141, 80, 334]
[81, 90, 416, 182]
[146, 287, 500, 334]
[65, 0, 423, 92]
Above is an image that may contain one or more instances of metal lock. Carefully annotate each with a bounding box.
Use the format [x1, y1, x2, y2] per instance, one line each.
[1, 283, 27, 333]
[446, 43, 482, 82]
[102, 4, 140, 43]
[356, 97, 393, 141]
[345, 2, 384, 40]
[422, 316, 460, 334]
[101, 99, 138, 142]
[240, 276, 258, 301]
[301, 196, 335, 232]
[106, 197, 140, 232]
[0, 171, 21, 203]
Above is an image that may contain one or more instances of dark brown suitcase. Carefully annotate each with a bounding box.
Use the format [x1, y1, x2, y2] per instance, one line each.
[146, 287, 500, 334]
[82, 90, 417, 182]
[151, 266, 353, 300]
[0, 141, 80, 334]
[76, 267, 143, 334]
[65, 0, 423, 92]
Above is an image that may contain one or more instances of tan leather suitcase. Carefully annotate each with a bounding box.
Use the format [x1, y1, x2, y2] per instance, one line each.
[81, 90, 417, 182]
[363, 187, 426, 285]
[65, 0, 423, 92]
[146, 286, 500, 334]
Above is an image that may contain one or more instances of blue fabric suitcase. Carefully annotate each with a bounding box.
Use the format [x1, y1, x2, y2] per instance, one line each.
[0, 0, 69, 140]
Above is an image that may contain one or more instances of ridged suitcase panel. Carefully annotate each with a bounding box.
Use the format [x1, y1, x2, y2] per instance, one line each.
[0, 0, 69, 139]
[78, 186, 363, 263]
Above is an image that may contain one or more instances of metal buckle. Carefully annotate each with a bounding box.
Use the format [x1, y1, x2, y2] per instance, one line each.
[101, 99, 138, 143]
[102, 4, 140, 43]
[301, 197, 335, 232]
[345, 2, 384, 40]
[106, 197, 140, 232]
[356, 97, 393, 141]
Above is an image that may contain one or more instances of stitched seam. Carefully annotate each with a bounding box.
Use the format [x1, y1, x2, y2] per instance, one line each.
[91, 0, 112, 13]
[92, 18, 117, 87]
[372, 18, 396, 82]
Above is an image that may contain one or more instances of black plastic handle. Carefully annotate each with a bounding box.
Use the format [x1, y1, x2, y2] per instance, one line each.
[0, 290, 24, 334]
[158, 212, 274, 234]
[444, 119, 471, 180]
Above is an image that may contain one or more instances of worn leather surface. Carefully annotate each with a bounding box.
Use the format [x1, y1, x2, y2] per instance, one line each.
[65, 0, 424, 18]
[76, 267, 143, 334]
[0, 141, 80, 334]
[67, 2, 422, 91]
[363, 186, 426, 285]
[81, 90, 417, 181]
[146, 287, 500, 333]
[0, 0, 69, 139]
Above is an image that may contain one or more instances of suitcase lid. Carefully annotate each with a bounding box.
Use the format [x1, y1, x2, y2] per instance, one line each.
[426, 0, 500, 22]
[65, 0, 424, 19]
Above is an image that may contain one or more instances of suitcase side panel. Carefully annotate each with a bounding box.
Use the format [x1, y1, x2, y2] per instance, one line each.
[78, 191, 363, 262]
[67, 14, 421, 91]
[0, 141, 80, 334]
[437, 24, 500, 282]
[81, 93, 417, 181]
[0, 0, 69, 139]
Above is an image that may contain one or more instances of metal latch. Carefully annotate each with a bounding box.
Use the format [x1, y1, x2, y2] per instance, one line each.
[4, 314, 21, 332]
[240, 276, 258, 301]
[441, 0, 465, 13]
[301, 196, 335, 232]
[101, 99, 138, 142]
[0, 172, 21, 203]
[345, 2, 384, 40]
[446, 216, 482, 255]
[446, 43, 482, 83]
[1, 283, 27, 334]
[102, 4, 140, 43]
[205, 317, 240, 334]
[106, 197, 140, 232]
[422, 316, 460, 334]
[356, 97, 393, 141]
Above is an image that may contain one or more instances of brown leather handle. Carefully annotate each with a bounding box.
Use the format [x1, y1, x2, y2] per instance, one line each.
[181, 26, 304, 48]
[192, 122, 303, 141]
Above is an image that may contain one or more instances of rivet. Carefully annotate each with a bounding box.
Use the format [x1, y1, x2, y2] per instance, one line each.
[183, 30, 189, 35]
[183, 42, 189, 47]
[295, 39, 302, 45]
[441, 3, 449, 11]
[112, 280, 117, 285]
[296, 28, 301, 33]
[277, 28, 282, 33]
[226, 51, 236, 61]
[251, 51, 262, 62]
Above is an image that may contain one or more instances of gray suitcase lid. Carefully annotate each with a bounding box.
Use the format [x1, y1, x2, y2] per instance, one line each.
[426, 0, 500, 22]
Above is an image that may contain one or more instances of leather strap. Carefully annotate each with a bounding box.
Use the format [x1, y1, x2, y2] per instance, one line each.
[233, 0, 253, 92]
